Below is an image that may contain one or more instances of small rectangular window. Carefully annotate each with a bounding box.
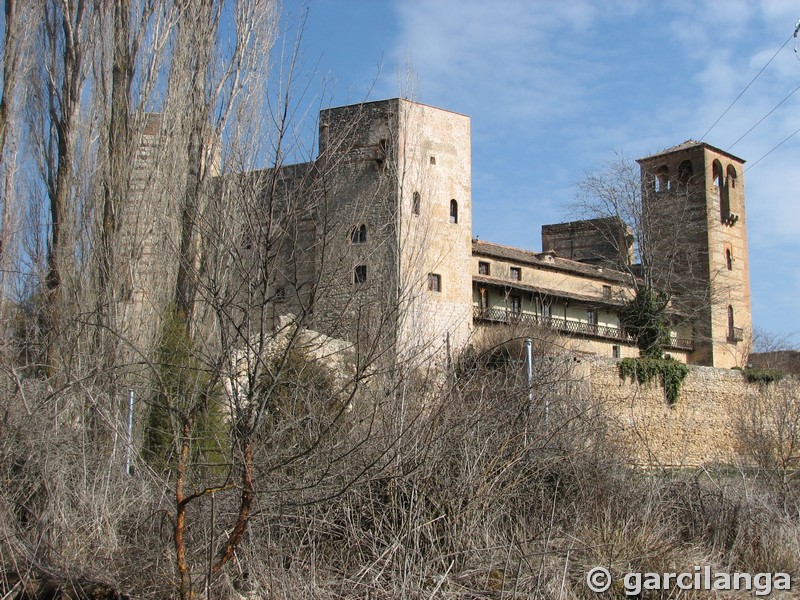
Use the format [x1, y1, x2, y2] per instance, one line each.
[587, 309, 597, 326]
[510, 267, 521, 281]
[602, 285, 612, 300]
[428, 273, 441, 292]
[478, 261, 490, 275]
[510, 295, 521, 315]
[612, 345, 621, 359]
[354, 264, 367, 284]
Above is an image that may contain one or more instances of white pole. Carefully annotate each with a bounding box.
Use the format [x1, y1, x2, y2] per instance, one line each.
[524, 338, 533, 445]
[125, 389, 134, 476]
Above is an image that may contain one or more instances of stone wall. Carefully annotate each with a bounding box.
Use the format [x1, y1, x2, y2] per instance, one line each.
[585, 358, 799, 467]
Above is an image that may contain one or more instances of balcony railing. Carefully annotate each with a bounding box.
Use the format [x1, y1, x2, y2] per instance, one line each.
[473, 306, 693, 351]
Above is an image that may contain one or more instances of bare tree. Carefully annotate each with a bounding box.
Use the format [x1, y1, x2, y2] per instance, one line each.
[574, 154, 714, 358]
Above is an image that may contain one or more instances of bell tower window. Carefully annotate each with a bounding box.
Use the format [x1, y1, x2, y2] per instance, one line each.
[678, 159, 693, 185]
[655, 165, 670, 192]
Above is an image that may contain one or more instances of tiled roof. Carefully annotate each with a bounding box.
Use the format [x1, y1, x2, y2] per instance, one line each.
[638, 140, 745, 164]
[472, 240, 634, 285]
[473, 274, 625, 307]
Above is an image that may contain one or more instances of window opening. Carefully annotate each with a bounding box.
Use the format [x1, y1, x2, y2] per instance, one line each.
[655, 165, 670, 192]
[428, 273, 441, 292]
[713, 160, 723, 188]
[727, 164, 737, 189]
[354, 264, 367, 284]
[449, 199, 458, 224]
[728, 305, 735, 339]
[351, 224, 367, 244]
[678, 159, 693, 185]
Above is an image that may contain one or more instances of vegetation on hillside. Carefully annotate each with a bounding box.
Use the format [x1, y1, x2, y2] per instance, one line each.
[1, 1, 798, 598]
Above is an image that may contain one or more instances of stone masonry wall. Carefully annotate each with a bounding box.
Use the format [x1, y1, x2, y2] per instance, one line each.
[585, 358, 800, 467]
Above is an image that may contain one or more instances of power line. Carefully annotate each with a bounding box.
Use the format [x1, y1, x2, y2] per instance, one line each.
[744, 126, 800, 172]
[700, 33, 793, 142]
[728, 83, 800, 150]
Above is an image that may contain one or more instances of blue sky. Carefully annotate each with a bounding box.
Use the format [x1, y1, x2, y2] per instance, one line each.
[281, 0, 800, 346]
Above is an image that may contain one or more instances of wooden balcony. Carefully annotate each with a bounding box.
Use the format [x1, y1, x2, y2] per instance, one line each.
[473, 306, 693, 351]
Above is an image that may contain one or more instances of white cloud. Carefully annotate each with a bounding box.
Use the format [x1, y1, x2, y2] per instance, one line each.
[380, 0, 800, 335]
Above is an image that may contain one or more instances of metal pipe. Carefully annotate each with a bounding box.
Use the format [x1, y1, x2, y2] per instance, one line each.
[524, 338, 533, 445]
[125, 389, 134, 476]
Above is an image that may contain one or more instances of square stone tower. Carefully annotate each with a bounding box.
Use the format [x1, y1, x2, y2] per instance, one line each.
[312, 99, 473, 363]
[637, 141, 752, 368]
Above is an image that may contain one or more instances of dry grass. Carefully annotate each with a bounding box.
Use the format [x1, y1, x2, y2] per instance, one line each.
[2, 341, 800, 599]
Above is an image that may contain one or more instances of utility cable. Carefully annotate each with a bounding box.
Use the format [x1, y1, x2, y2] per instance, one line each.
[728, 83, 800, 150]
[744, 126, 800, 172]
[700, 33, 793, 142]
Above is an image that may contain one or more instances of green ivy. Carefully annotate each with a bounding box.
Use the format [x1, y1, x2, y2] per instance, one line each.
[619, 287, 671, 359]
[738, 367, 785, 385]
[618, 356, 689, 405]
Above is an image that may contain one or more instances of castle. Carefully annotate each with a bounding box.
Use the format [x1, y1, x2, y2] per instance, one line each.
[129, 98, 752, 370]
[250, 98, 752, 368]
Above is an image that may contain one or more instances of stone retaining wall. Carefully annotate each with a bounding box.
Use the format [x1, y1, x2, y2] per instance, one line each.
[585, 358, 799, 467]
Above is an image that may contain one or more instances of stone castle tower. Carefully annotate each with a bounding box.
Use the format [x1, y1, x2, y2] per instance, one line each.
[638, 142, 752, 368]
[311, 99, 474, 362]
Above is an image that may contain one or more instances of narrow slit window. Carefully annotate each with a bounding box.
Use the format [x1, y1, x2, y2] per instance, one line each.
[412, 192, 421, 215]
[449, 199, 458, 224]
[728, 305, 735, 339]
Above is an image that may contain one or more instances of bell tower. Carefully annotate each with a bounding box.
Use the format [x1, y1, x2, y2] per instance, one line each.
[637, 141, 751, 368]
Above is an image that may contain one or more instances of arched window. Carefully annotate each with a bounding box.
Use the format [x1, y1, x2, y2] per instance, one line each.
[655, 165, 670, 192]
[678, 160, 693, 185]
[726, 165, 737, 189]
[725, 247, 733, 270]
[712, 160, 723, 188]
[412, 192, 421, 215]
[449, 199, 458, 224]
[351, 224, 367, 244]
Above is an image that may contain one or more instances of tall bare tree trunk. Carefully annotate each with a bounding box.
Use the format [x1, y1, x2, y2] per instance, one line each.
[41, 0, 90, 371]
